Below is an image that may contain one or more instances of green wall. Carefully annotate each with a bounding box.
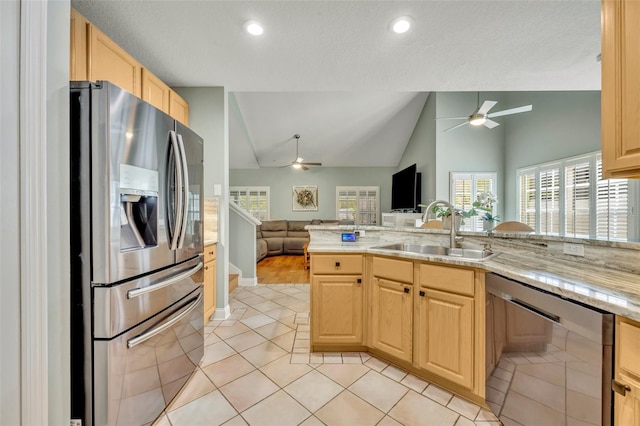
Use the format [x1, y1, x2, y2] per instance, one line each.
[230, 166, 396, 221]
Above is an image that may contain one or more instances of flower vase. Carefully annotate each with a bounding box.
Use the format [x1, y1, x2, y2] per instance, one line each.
[483, 219, 494, 232]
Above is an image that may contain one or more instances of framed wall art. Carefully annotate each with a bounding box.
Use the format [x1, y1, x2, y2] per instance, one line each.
[292, 186, 318, 211]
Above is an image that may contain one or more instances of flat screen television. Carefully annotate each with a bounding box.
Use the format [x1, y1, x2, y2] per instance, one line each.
[391, 164, 421, 212]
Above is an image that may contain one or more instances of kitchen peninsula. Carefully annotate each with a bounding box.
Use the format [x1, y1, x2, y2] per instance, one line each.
[306, 224, 640, 421]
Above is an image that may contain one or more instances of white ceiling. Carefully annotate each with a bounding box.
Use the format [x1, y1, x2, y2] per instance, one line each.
[71, 0, 602, 168]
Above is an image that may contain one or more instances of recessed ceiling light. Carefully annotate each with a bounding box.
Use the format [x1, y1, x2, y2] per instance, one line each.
[390, 16, 413, 34]
[243, 20, 264, 36]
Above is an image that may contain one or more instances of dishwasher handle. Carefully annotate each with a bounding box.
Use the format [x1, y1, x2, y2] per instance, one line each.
[505, 296, 561, 323]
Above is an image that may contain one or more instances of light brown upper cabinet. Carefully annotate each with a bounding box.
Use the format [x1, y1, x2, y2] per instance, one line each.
[70, 8, 188, 124]
[170, 91, 190, 126]
[88, 24, 142, 97]
[70, 8, 88, 80]
[601, 0, 640, 178]
[142, 68, 170, 114]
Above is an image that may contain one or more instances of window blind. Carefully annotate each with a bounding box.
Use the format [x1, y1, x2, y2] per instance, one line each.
[229, 186, 270, 221]
[336, 186, 379, 225]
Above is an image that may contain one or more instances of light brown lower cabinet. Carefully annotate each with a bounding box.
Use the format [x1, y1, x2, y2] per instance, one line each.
[416, 288, 474, 389]
[370, 277, 413, 362]
[614, 316, 640, 426]
[203, 244, 216, 322]
[311, 275, 363, 345]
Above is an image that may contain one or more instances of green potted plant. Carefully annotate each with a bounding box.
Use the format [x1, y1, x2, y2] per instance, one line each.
[420, 203, 478, 230]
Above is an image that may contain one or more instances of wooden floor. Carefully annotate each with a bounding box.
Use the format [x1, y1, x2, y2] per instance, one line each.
[257, 255, 310, 284]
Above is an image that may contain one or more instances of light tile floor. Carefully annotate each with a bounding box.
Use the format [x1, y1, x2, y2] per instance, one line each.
[154, 284, 500, 426]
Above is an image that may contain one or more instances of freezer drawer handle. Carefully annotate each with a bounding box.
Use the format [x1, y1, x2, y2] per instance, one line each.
[127, 262, 203, 299]
[127, 292, 203, 349]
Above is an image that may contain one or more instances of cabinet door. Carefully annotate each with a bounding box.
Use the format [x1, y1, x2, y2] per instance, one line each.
[169, 90, 190, 126]
[601, 0, 640, 178]
[88, 24, 142, 97]
[70, 8, 88, 80]
[371, 277, 412, 362]
[417, 288, 474, 389]
[311, 275, 363, 344]
[615, 317, 640, 425]
[141, 68, 170, 114]
[203, 261, 216, 322]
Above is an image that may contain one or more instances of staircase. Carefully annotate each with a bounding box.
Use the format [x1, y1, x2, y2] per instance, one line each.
[229, 273, 239, 293]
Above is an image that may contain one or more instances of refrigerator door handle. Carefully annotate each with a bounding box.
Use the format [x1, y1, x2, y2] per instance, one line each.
[176, 133, 190, 249]
[127, 261, 203, 299]
[127, 291, 203, 348]
[168, 130, 184, 250]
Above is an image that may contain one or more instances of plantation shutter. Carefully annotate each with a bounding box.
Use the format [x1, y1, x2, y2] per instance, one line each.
[539, 167, 560, 235]
[336, 186, 379, 225]
[450, 172, 496, 232]
[518, 170, 536, 228]
[596, 158, 628, 241]
[564, 160, 591, 238]
[229, 186, 270, 221]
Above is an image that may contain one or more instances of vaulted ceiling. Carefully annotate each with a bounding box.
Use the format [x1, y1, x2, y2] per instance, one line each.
[72, 1, 601, 168]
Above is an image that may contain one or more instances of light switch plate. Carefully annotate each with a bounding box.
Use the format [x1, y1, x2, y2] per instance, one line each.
[563, 243, 585, 257]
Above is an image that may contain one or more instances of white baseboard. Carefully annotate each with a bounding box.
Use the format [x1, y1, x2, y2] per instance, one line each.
[212, 304, 231, 320]
[239, 277, 257, 287]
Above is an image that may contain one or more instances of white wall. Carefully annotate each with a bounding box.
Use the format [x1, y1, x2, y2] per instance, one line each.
[230, 166, 396, 220]
[47, 1, 71, 423]
[229, 208, 257, 281]
[1, 2, 22, 424]
[174, 87, 230, 317]
[503, 91, 601, 219]
[397, 92, 437, 203]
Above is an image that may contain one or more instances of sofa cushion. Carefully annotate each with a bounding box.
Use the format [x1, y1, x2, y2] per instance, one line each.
[265, 237, 284, 255]
[256, 226, 263, 239]
[261, 220, 287, 238]
[284, 237, 308, 254]
[287, 220, 311, 238]
[256, 238, 268, 262]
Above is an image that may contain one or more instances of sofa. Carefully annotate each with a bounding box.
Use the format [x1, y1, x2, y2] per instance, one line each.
[256, 219, 354, 262]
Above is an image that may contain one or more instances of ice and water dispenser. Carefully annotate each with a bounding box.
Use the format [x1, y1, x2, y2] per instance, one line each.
[119, 164, 159, 251]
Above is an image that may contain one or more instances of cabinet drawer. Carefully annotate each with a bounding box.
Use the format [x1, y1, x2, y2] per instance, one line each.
[419, 263, 474, 296]
[372, 256, 413, 283]
[204, 244, 216, 263]
[618, 317, 640, 383]
[312, 254, 363, 275]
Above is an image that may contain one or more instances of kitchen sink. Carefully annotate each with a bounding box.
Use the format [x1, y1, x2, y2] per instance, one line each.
[371, 243, 498, 260]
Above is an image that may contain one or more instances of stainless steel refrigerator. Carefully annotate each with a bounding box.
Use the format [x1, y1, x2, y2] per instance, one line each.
[70, 81, 205, 426]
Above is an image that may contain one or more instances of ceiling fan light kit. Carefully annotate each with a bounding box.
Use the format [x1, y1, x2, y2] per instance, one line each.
[390, 16, 413, 34]
[437, 93, 532, 133]
[286, 134, 322, 171]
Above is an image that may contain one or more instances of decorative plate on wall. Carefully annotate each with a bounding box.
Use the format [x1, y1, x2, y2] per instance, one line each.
[292, 186, 318, 211]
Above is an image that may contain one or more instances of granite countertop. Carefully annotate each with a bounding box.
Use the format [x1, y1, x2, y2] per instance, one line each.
[204, 240, 217, 246]
[308, 240, 640, 321]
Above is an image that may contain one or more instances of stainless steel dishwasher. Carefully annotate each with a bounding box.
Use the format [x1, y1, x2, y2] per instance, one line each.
[485, 273, 614, 426]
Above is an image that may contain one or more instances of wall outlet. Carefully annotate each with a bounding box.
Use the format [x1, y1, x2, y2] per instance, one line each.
[355, 230, 365, 237]
[70, 419, 82, 426]
[563, 243, 585, 257]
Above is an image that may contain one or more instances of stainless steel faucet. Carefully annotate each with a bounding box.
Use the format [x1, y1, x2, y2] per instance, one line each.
[422, 199, 460, 249]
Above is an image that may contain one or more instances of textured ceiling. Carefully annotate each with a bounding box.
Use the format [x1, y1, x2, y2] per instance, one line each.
[71, 0, 602, 168]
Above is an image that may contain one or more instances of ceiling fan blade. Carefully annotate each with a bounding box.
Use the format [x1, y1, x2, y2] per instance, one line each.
[435, 116, 469, 120]
[301, 162, 322, 166]
[477, 100, 498, 115]
[483, 119, 500, 129]
[443, 121, 469, 133]
[487, 104, 532, 118]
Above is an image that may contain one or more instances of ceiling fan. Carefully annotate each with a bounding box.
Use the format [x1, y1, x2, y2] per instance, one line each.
[437, 93, 532, 133]
[285, 134, 322, 170]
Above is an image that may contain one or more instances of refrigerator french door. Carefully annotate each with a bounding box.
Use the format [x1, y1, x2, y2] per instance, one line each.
[70, 81, 204, 426]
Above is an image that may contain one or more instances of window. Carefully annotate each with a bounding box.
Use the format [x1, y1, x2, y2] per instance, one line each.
[450, 172, 497, 232]
[229, 186, 270, 221]
[517, 152, 635, 241]
[336, 186, 380, 225]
